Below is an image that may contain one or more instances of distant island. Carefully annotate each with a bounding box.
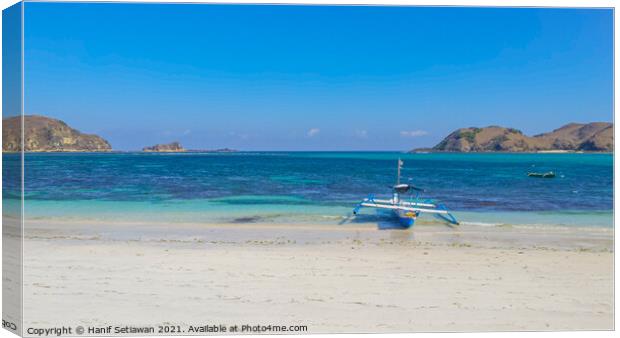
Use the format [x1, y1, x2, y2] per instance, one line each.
[142, 142, 237, 153]
[413, 122, 613, 153]
[186, 148, 238, 153]
[2, 115, 111, 152]
[142, 142, 186, 152]
[2, 115, 238, 153]
[3, 115, 611, 154]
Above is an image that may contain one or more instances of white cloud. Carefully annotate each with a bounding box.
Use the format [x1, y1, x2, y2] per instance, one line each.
[229, 131, 249, 140]
[400, 130, 428, 137]
[307, 128, 320, 137]
[355, 129, 368, 138]
[162, 130, 191, 136]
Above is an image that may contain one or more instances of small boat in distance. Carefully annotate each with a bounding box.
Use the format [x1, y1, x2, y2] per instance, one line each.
[352, 159, 459, 228]
[527, 171, 556, 178]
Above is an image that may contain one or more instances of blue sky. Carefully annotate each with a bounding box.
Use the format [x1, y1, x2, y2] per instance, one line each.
[23, 3, 613, 151]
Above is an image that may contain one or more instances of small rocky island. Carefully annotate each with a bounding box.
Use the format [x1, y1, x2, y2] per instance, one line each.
[2, 115, 112, 152]
[141, 142, 239, 153]
[414, 122, 613, 153]
[142, 142, 186, 152]
[187, 148, 238, 153]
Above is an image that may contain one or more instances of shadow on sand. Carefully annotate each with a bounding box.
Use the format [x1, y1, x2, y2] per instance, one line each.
[340, 211, 409, 230]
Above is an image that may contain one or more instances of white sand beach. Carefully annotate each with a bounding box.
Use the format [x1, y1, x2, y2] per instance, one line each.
[21, 220, 613, 333]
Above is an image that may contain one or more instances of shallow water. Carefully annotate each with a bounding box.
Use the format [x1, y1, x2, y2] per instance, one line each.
[3, 152, 613, 228]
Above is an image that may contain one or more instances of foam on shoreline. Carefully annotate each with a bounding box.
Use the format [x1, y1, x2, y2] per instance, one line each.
[22, 217, 613, 253]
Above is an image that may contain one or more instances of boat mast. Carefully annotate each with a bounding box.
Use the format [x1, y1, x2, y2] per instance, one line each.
[394, 158, 404, 203]
[396, 158, 403, 185]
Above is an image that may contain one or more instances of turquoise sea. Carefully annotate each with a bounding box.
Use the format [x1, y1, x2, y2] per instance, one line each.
[2, 152, 614, 228]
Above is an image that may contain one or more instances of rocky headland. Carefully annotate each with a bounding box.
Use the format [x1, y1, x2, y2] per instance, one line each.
[2, 115, 111, 152]
[414, 122, 613, 153]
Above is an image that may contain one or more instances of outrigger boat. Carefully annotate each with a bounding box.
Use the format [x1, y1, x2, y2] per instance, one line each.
[352, 159, 459, 228]
[527, 171, 556, 178]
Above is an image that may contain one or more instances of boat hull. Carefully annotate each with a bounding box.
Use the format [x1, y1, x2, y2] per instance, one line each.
[527, 172, 556, 178]
[394, 209, 416, 228]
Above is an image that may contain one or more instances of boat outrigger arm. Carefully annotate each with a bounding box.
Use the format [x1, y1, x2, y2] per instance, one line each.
[357, 199, 451, 215]
[353, 195, 459, 226]
[352, 159, 459, 228]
